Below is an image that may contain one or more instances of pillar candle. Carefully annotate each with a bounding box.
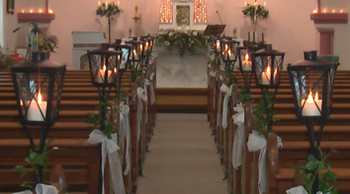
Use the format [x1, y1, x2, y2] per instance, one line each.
[98, 65, 112, 83]
[301, 92, 322, 116]
[28, 92, 47, 121]
[242, 53, 252, 71]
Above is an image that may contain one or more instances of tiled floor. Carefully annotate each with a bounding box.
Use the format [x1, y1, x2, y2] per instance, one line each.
[138, 113, 228, 194]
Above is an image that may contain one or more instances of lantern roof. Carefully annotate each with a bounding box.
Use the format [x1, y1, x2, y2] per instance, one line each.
[288, 51, 339, 70]
[12, 59, 65, 73]
[254, 44, 282, 55]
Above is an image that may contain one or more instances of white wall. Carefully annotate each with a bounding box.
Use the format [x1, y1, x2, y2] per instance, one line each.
[3, 0, 349, 69]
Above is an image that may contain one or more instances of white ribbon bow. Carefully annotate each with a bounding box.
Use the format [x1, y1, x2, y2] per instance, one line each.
[219, 75, 224, 81]
[247, 130, 267, 194]
[13, 184, 58, 194]
[137, 87, 147, 141]
[87, 130, 125, 194]
[119, 102, 131, 175]
[208, 62, 212, 68]
[145, 79, 156, 105]
[209, 71, 216, 77]
[286, 186, 309, 194]
[220, 84, 233, 129]
[232, 103, 245, 169]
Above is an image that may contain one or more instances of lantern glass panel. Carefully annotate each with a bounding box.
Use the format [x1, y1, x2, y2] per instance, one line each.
[88, 51, 122, 86]
[12, 63, 65, 125]
[221, 40, 239, 63]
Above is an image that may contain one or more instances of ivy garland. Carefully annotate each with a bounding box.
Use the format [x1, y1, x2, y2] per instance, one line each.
[96, 2, 121, 19]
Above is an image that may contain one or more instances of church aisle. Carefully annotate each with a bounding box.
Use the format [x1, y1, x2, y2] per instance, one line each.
[137, 113, 228, 194]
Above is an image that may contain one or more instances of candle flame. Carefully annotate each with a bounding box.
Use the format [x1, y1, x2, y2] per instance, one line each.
[340, 9, 344, 13]
[49, 9, 54, 14]
[266, 66, 271, 74]
[245, 53, 249, 61]
[332, 9, 336, 13]
[140, 44, 143, 51]
[38, 92, 42, 103]
[315, 91, 319, 101]
[133, 49, 137, 56]
[103, 65, 106, 71]
[20, 100, 23, 106]
[306, 92, 314, 103]
[21, 9, 25, 13]
[30, 9, 34, 13]
[228, 50, 232, 57]
[114, 67, 118, 73]
[312, 9, 317, 13]
[39, 9, 43, 13]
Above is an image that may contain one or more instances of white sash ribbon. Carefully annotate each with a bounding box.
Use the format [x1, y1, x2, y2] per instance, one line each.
[286, 186, 309, 194]
[247, 131, 283, 194]
[232, 103, 245, 169]
[148, 75, 156, 105]
[119, 102, 131, 175]
[208, 62, 212, 68]
[13, 184, 58, 194]
[247, 130, 267, 194]
[87, 130, 125, 194]
[220, 84, 233, 129]
[137, 87, 147, 141]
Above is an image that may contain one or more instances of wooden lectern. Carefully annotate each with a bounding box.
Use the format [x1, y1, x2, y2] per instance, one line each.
[203, 25, 226, 37]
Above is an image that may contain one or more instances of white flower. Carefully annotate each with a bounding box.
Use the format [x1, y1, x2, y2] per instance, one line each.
[169, 32, 174, 37]
[193, 31, 198, 36]
[164, 41, 170, 46]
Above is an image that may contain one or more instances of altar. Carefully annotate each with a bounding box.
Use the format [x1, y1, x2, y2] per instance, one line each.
[154, 48, 210, 88]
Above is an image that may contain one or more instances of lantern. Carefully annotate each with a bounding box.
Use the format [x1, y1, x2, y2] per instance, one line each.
[141, 35, 155, 64]
[126, 38, 146, 70]
[11, 51, 66, 183]
[237, 41, 258, 90]
[288, 51, 339, 194]
[252, 44, 285, 89]
[288, 51, 339, 122]
[12, 51, 66, 126]
[87, 50, 123, 88]
[220, 38, 240, 65]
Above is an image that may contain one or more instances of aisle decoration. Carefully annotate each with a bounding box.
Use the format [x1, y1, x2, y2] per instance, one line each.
[96, 0, 121, 43]
[38, 32, 58, 53]
[11, 52, 66, 186]
[156, 29, 208, 56]
[288, 51, 339, 194]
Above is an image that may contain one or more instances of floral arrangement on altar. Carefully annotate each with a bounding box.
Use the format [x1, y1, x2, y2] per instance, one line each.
[96, 1, 121, 18]
[242, 1, 269, 24]
[38, 33, 58, 53]
[156, 29, 208, 56]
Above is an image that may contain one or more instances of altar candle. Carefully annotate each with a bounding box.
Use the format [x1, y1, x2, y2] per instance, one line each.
[106, 1, 109, 9]
[49, 9, 54, 14]
[340, 9, 344, 13]
[98, 1, 101, 8]
[228, 49, 232, 59]
[30, 9, 34, 13]
[21, 9, 25, 13]
[242, 53, 252, 71]
[117, 0, 121, 7]
[301, 91, 322, 116]
[98, 65, 112, 83]
[248, 32, 250, 42]
[133, 49, 138, 60]
[39, 9, 43, 13]
[28, 92, 47, 121]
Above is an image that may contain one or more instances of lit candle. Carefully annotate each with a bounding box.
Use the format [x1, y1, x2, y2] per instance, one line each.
[133, 49, 138, 60]
[98, 65, 112, 83]
[312, 9, 318, 13]
[323, 8, 327, 13]
[301, 91, 322, 116]
[332, 9, 336, 13]
[242, 53, 252, 71]
[49, 9, 54, 14]
[117, 0, 121, 7]
[216, 41, 221, 52]
[340, 9, 344, 13]
[263, 2, 267, 7]
[98, 1, 101, 8]
[39, 9, 43, 13]
[145, 42, 149, 52]
[261, 65, 276, 85]
[28, 92, 47, 121]
[30, 9, 34, 13]
[105, 0, 109, 9]
[21, 9, 25, 13]
[245, 2, 247, 6]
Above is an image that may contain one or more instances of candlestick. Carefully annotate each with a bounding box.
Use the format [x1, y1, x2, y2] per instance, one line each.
[98, 65, 112, 83]
[248, 32, 250, 42]
[262, 32, 264, 43]
[253, 31, 256, 43]
[28, 92, 47, 121]
[301, 91, 322, 116]
[242, 53, 252, 71]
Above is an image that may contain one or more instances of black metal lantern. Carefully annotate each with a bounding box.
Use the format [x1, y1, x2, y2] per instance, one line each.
[220, 39, 240, 65]
[237, 41, 258, 91]
[252, 44, 285, 89]
[11, 51, 66, 183]
[288, 51, 339, 123]
[141, 35, 154, 64]
[288, 51, 339, 194]
[126, 38, 146, 70]
[87, 50, 123, 88]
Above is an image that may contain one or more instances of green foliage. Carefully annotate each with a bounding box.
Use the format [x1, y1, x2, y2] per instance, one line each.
[253, 92, 275, 136]
[14, 139, 55, 188]
[156, 29, 208, 57]
[86, 92, 126, 138]
[294, 148, 338, 194]
[239, 88, 252, 103]
[96, 2, 121, 18]
[242, 3, 269, 22]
